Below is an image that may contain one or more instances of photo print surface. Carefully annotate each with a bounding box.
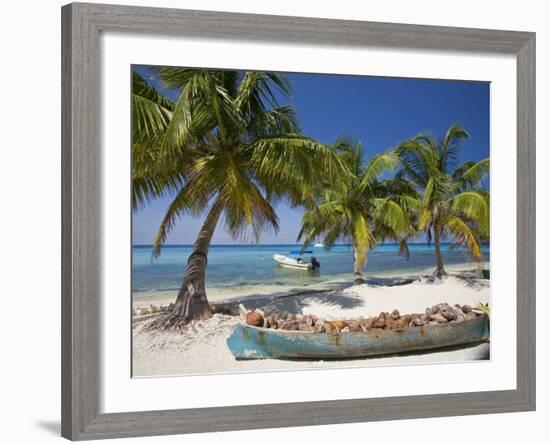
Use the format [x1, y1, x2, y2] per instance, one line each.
[131, 66, 490, 377]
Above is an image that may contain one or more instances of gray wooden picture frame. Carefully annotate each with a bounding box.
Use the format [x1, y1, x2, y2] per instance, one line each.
[61, 2, 536, 440]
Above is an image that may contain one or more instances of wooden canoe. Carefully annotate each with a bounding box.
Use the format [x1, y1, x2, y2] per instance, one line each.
[226, 314, 489, 360]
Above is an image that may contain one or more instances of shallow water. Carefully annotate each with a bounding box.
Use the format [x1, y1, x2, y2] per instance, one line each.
[132, 243, 489, 300]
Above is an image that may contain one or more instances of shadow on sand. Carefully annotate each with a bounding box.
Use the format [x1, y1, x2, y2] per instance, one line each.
[214, 275, 420, 315]
[452, 271, 490, 289]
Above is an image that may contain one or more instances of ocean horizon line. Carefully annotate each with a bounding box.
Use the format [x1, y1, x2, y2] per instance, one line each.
[132, 241, 488, 248]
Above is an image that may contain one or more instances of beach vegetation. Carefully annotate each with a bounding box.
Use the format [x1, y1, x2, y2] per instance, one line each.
[298, 138, 418, 285]
[132, 69, 350, 328]
[396, 123, 490, 278]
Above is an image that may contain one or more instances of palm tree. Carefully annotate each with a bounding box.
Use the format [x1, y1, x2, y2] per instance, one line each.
[298, 139, 417, 285]
[132, 69, 349, 328]
[396, 123, 490, 278]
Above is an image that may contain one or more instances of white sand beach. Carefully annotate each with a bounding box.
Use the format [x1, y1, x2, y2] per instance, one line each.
[133, 268, 490, 377]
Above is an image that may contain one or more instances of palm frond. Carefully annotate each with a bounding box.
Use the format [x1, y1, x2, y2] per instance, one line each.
[418, 208, 431, 231]
[445, 215, 482, 260]
[218, 152, 280, 242]
[449, 191, 490, 236]
[439, 123, 469, 173]
[298, 201, 346, 239]
[246, 105, 299, 138]
[132, 72, 186, 209]
[236, 71, 292, 115]
[132, 95, 173, 143]
[396, 140, 433, 187]
[151, 180, 215, 257]
[132, 169, 187, 210]
[132, 72, 175, 110]
[158, 67, 219, 90]
[249, 135, 351, 206]
[422, 177, 435, 207]
[131, 72, 174, 148]
[157, 83, 212, 161]
[452, 158, 490, 191]
[372, 198, 411, 237]
[359, 151, 399, 190]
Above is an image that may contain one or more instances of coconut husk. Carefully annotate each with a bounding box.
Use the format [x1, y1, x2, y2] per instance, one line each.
[246, 311, 264, 327]
[299, 323, 315, 332]
[248, 301, 485, 333]
[303, 315, 315, 327]
[371, 312, 387, 329]
[390, 309, 401, 320]
[347, 320, 362, 332]
[280, 320, 300, 331]
[430, 313, 448, 323]
[441, 308, 456, 321]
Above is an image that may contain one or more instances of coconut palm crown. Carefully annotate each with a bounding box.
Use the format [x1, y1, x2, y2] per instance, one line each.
[298, 138, 418, 284]
[396, 123, 490, 278]
[132, 69, 350, 327]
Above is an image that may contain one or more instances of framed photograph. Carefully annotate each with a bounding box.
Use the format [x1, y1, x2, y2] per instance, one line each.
[62, 2, 535, 440]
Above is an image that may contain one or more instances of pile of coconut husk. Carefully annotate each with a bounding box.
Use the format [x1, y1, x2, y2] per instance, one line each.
[244, 303, 484, 333]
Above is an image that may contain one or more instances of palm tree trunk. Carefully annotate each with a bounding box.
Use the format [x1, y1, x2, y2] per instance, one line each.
[163, 200, 224, 328]
[476, 251, 484, 277]
[353, 245, 367, 285]
[433, 225, 447, 278]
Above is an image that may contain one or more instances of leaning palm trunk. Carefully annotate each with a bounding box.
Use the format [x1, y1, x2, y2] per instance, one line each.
[433, 225, 447, 278]
[157, 201, 223, 329]
[352, 246, 367, 285]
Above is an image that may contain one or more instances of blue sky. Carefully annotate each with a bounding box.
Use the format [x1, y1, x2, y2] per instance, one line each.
[132, 67, 490, 245]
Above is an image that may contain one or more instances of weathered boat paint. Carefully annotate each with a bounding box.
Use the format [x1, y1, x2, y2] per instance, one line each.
[226, 314, 489, 360]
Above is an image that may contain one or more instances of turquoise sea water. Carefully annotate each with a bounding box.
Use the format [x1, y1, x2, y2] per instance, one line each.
[132, 243, 489, 298]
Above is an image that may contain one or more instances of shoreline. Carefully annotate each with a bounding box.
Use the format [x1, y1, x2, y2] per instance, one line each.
[132, 261, 487, 309]
[132, 269, 491, 377]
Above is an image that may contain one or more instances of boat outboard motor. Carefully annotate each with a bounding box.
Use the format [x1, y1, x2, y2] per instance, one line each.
[310, 256, 320, 269]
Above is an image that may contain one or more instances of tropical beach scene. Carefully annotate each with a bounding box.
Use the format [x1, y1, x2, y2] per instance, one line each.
[132, 66, 490, 377]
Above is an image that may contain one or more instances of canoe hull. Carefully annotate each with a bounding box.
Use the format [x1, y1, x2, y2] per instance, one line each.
[226, 314, 489, 360]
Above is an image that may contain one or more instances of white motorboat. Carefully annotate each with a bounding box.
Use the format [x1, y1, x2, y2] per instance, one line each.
[313, 242, 324, 248]
[273, 252, 320, 270]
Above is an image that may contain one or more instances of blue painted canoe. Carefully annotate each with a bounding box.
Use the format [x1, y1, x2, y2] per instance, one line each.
[226, 314, 489, 360]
